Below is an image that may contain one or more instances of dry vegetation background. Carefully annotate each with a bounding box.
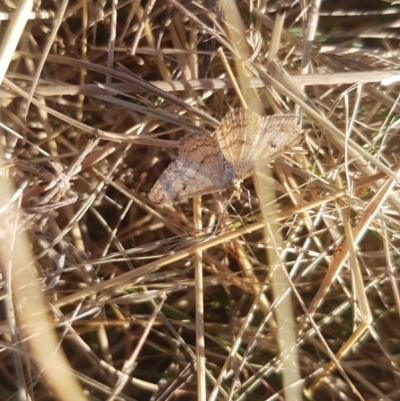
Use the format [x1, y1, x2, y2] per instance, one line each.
[1, 0, 400, 400]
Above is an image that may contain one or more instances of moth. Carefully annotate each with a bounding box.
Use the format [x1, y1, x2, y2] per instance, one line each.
[149, 108, 302, 203]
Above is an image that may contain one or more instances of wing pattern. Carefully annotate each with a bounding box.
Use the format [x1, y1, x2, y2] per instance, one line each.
[217, 108, 302, 180]
[149, 132, 227, 202]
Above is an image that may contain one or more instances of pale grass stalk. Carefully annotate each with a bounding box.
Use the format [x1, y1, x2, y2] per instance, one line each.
[299, 0, 322, 75]
[130, 0, 156, 55]
[134, 3, 170, 80]
[0, 0, 34, 85]
[24, 0, 70, 118]
[193, 196, 207, 401]
[107, 0, 117, 84]
[217, 47, 248, 110]
[3, 69, 400, 100]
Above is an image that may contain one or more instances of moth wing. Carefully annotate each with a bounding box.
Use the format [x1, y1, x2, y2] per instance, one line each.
[216, 108, 302, 179]
[149, 132, 227, 203]
[251, 114, 302, 166]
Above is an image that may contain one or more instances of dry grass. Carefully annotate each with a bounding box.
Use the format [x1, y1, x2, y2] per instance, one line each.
[1, 0, 400, 400]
